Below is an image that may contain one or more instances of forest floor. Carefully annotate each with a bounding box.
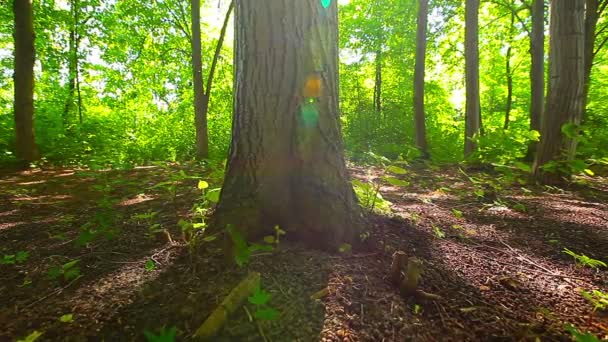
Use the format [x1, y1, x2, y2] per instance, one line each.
[0, 162, 607, 341]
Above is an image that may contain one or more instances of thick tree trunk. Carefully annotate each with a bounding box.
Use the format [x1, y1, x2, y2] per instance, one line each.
[464, 0, 481, 157]
[191, 0, 208, 159]
[373, 49, 382, 114]
[532, 0, 585, 184]
[213, 0, 363, 250]
[13, 0, 39, 163]
[526, 0, 545, 160]
[413, 0, 429, 158]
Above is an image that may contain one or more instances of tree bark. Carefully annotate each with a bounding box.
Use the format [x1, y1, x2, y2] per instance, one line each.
[373, 49, 382, 114]
[191, 0, 208, 159]
[526, 0, 545, 160]
[413, 0, 429, 158]
[213, 0, 363, 250]
[63, 0, 83, 128]
[504, 12, 514, 130]
[13, 0, 39, 163]
[532, 0, 585, 184]
[464, 0, 481, 157]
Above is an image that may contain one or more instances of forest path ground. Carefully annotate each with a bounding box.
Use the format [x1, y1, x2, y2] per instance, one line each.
[0, 163, 606, 341]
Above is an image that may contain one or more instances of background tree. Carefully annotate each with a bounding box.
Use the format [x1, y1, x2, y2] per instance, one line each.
[533, 0, 585, 183]
[583, 0, 608, 116]
[213, 0, 362, 250]
[13, 0, 39, 163]
[464, 0, 481, 157]
[191, 0, 208, 159]
[413, 0, 429, 157]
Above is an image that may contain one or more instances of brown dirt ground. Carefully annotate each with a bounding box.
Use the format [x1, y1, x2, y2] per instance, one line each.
[0, 163, 607, 341]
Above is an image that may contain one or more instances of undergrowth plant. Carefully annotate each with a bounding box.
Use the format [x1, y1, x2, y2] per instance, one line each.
[47, 259, 81, 282]
[352, 152, 411, 214]
[225, 225, 276, 267]
[247, 284, 279, 321]
[563, 248, 607, 269]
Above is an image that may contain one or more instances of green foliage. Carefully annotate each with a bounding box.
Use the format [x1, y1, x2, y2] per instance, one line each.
[580, 289, 608, 313]
[432, 225, 446, 239]
[225, 225, 276, 267]
[59, 314, 74, 323]
[47, 259, 81, 281]
[248, 285, 279, 321]
[143, 326, 177, 342]
[563, 248, 607, 269]
[565, 324, 600, 342]
[1, 250, 29, 265]
[145, 260, 156, 272]
[17, 331, 43, 342]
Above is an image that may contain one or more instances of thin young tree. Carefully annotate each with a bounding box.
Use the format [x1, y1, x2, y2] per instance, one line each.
[191, 0, 234, 159]
[464, 0, 481, 157]
[213, 0, 363, 251]
[13, 0, 39, 163]
[583, 0, 608, 116]
[413, 0, 429, 158]
[532, 0, 585, 183]
[527, 0, 545, 159]
[191, 0, 208, 159]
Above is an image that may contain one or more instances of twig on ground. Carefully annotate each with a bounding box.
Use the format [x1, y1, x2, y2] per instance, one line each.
[23, 275, 83, 310]
[498, 240, 578, 287]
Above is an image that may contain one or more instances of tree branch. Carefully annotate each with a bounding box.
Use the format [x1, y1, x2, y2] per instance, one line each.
[204, 0, 234, 97]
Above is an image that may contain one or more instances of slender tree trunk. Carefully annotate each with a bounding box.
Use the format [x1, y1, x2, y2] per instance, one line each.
[373, 49, 382, 114]
[213, 0, 363, 251]
[526, 0, 545, 160]
[64, 0, 83, 128]
[191, 0, 208, 159]
[13, 0, 39, 163]
[504, 12, 514, 130]
[582, 0, 606, 117]
[64, 24, 76, 127]
[464, 0, 481, 157]
[200, 0, 234, 138]
[532, 0, 585, 184]
[413, 0, 429, 158]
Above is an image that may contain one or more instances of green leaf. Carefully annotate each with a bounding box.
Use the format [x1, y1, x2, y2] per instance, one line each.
[17, 330, 43, 342]
[254, 307, 279, 321]
[62, 260, 79, 270]
[584, 169, 595, 176]
[202, 235, 217, 242]
[63, 267, 81, 281]
[59, 314, 74, 323]
[338, 243, 352, 253]
[384, 176, 410, 187]
[561, 123, 579, 139]
[248, 288, 272, 306]
[263, 235, 275, 244]
[564, 324, 600, 342]
[1, 254, 15, 265]
[205, 188, 221, 203]
[145, 260, 156, 271]
[249, 243, 274, 253]
[451, 209, 463, 218]
[143, 326, 177, 342]
[387, 165, 408, 175]
[47, 266, 62, 280]
[15, 251, 29, 263]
